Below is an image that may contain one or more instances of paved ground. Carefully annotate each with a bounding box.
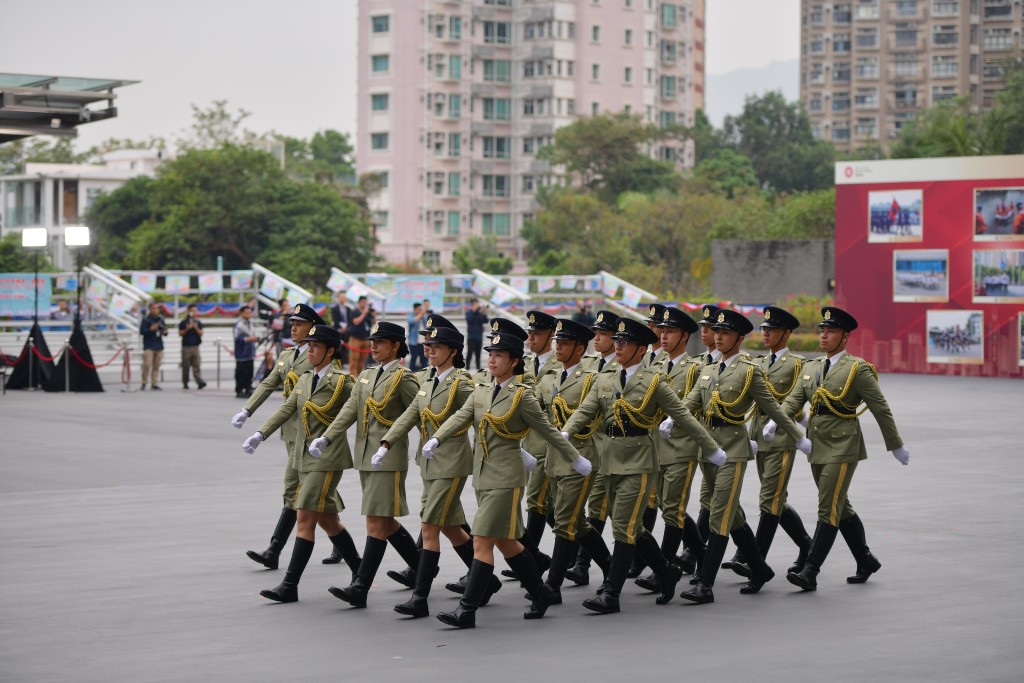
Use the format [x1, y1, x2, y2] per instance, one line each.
[1, 373, 1021, 682]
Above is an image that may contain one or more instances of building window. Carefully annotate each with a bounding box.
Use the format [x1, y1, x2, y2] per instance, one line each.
[371, 93, 389, 111]
[484, 59, 511, 82]
[482, 175, 509, 197]
[983, 64, 1005, 81]
[810, 34, 825, 54]
[894, 53, 919, 77]
[832, 125, 851, 141]
[449, 94, 461, 118]
[660, 75, 677, 99]
[982, 0, 1012, 19]
[856, 27, 878, 49]
[371, 54, 390, 73]
[449, 55, 462, 79]
[855, 56, 879, 78]
[933, 84, 958, 102]
[448, 133, 462, 157]
[375, 171, 389, 188]
[932, 0, 958, 16]
[447, 211, 460, 236]
[484, 21, 511, 44]
[661, 3, 677, 27]
[624, 28, 633, 45]
[854, 87, 879, 109]
[592, 25, 601, 42]
[810, 94, 823, 112]
[659, 111, 677, 128]
[422, 250, 440, 268]
[983, 28, 1013, 50]
[932, 25, 958, 47]
[592, 102, 599, 115]
[448, 172, 461, 197]
[371, 15, 390, 33]
[834, 61, 851, 82]
[483, 136, 511, 159]
[483, 98, 511, 120]
[371, 133, 389, 150]
[522, 175, 535, 193]
[450, 16, 463, 40]
[832, 92, 851, 111]
[894, 23, 918, 48]
[833, 3, 852, 23]
[624, 67, 633, 83]
[592, 64, 601, 80]
[895, 0, 918, 16]
[660, 39, 678, 63]
[482, 213, 511, 236]
[810, 64, 825, 84]
[932, 55, 958, 78]
[855, 117, 877, 138]
[373, 210, 389, 229]
[894, 87, 918, 109]
[856, 0, 880, 19]
[833, 33, 851, 53]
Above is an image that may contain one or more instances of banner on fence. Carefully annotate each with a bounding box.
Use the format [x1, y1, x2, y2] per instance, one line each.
[0, 273, 52, 317]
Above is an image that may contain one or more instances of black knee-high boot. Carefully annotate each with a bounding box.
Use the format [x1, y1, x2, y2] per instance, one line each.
[510, 550, 555, 620]
[260, 536, 314, 603]
[636, 524, 684, 593]
[635, 531, 683, 604]
[328, 530, 362, 581]
[565, 517, 605, 585]
[679, 532, 728, 604]
[839, 514, 881, 583]
[385, 525, 422, 588]
[248, 507, 297, 570]
[731, 523, 776, 594]
[394, 549, 440, 618]
[329, 536, 387, 607]
[582, 541, 633, 614]
[437, 559, 493, 629]
[444, 541, 502, 605]
[787, 522, 840, 591]
[696, 507, 710, 543]
[779, 504, 813, 573]
[679, 515, 706, 575]
[544, 535, 578, 594]
[577, 526, 611, 581]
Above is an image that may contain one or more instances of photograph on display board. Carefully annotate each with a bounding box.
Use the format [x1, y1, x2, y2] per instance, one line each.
[893, 249, 949, 303]
[868, 189, 923, 243]
[927, 309, 984, 365]
[972, 249, 1024, 303]
[974, 187, 1024, 240]
[1019, 313, 1024, 368]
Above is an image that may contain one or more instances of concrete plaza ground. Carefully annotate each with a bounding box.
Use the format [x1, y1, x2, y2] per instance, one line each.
[0, 372, 1021, 682]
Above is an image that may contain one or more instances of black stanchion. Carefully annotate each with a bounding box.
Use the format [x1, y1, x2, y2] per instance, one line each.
[44, 325, 104, 392]
[6, 323, 55, 390]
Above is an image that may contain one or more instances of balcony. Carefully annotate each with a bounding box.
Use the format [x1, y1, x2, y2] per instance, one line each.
[520, 83, 554, 98]
[889, 35, 926, 52]
[4, 206, 43, 228]
[525, 44, 555, 60]
[472, 83, 509, 98]
[471, 159, 510, 174]
[471, 121, 509, 135]
[525, 5, 555, 21]
[472, 45, 500, 60]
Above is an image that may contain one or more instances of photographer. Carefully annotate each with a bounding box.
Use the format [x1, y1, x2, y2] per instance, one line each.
[140, 302, 168, 391]
[178, 303, 207, 390]
[348, 295, 375, 376]
[234, 305, 261, 398]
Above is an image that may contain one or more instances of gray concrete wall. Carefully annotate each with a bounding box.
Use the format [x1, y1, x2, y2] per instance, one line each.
[711, 239, 834, 303]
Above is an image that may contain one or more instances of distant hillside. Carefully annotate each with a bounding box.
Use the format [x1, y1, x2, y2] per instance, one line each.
[705, 59, 800, 126]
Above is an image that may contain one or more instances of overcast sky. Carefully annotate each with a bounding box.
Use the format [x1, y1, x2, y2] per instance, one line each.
[0, 0, 799, 151]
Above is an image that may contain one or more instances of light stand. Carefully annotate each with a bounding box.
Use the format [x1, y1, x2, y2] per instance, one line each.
[64, 225, 91, 329]
[20, 228, 48, 390]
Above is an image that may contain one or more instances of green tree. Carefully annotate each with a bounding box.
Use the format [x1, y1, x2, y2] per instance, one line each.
[692, 149, 760, 198]
[889, 96, 1005, 158]
[0, 137, 89, 175]
[177, 100, 255, 150]
[0, 232, 54, 271]
[995, 59, 1024, 153]
[281, 129, 356, 183]
[687, 109, 727, 164]
[721, 91, 834, 192]
[452, 236, 513, 274]
[84, 176, 156, 266]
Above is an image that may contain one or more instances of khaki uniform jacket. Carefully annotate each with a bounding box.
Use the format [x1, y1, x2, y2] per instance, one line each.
[780, 354, 903, 464]
[257, 367, 354, 472]
[642, 347, 664, 369]
[382, 368, 476, 480]
[751, 351, 806, 453]
[683, 357, 804, 463]
[652, 353, 704, 465]
[544, 364, 601, 477]
[324, 361, 420, 472]
[563, 366, 720, 476]
[521, 352, 561, 459]
[579, 353, 602, 373]
[432, 378, 582, 490]
[245, 346, 314, 443]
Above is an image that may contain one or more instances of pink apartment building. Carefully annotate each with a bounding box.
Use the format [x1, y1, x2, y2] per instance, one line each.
[357, 0, 705, 269]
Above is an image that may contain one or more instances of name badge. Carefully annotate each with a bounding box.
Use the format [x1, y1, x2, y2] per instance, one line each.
[360, 378, 370, 384]
[417, 390, 427, 396]
[701, 375, 710, 380]
[295, 389, 303, 395]
[803, 375, 811, 380]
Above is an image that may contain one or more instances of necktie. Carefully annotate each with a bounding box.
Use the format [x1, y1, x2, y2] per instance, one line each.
[432, 376, 439, 395]
[823, 358, 831, 378]
[374, 365, 384, 388]
[492, 383, 501, 402]
[769, 353, 777, 368]
[706, 354, 715, 365]
[620, 368, 627, 389]
[560, 370, 568, 386]
[718, 362, 726, 375]
[650, 351, 656, 364]
[666, 360, 674, 374]
[533, 357, 540, 377]
[598, 358, 606, 372]
[310, 373, 320, 394]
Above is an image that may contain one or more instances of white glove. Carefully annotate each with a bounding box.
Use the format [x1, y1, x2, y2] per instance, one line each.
[659, 418, 675, 439]
[560, 431, 571, 440]
[762, 420, 778, 441]
[231, 408, 250, 429]
[749, 440, 759, 456]
[242, 432, 263, 454]
[796, 437, 813, 456]
[371, 445, 388, 470]
[798, 413, 809, 429]
[708, 448, 727, 467]
[572, 455, 593, 476]
[520, 448, 538, 472]
[308, 436, 330, 458]
[422, 437, 439, 459]
[892, 446, 910, 466]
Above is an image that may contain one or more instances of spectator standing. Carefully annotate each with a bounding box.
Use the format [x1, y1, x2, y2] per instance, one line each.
[271, 299, 292, 354]
[139, 302, 168, 391]
[407, 302, 427, 371]
[234, 305, 260, 398]
[464, 298, 488, 370]
[330, 290, 352, 369]
[347, 295, 376, 376]
[178, 303, 206, 390]
[572, 299, 596, 328]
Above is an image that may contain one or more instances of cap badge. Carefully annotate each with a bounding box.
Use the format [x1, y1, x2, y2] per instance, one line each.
[426, 317, 433, 328]
[717, 312, 725, 323]
[597, 312, 604, 323]
[663, 310, 670, 321]
[650, 305, 657, 316]
[765, 309, 771, 320]
[556, 321, 563, 332]
[703, 307, 710, 318]
[824, 310, 832, 321]
[492, 321, 500, 331]
[431, 328, 438, 338]
[528, 313, 536, 324]
[310, 325, 317, 335]
[372, 323, 380, 334]
[618, 321, 626, 332]
[492, 335, 501, 344]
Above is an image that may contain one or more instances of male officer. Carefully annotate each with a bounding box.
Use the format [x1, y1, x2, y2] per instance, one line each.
[565, 310, 619, 585]
[676, 309, 812, 605]
[766, 307, 910, 591]
[311, 321, 421, 608]
[642, 303, 667, 367]
[635, 307, 706, 593]
[725, 305, 814, 577]
[240, 325, 357, 602]
[535, 318, 612, 609]
[232, 304, 359, 572]
[686, 304, 723, 556]
[561, 318, 726, 614]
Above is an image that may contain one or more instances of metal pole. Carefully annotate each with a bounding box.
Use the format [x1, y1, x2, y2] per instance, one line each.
[64, 338, 70, 394]
[33, 250, 39, 323]
[216, 340, 221, 389]
[28, 336, 35, 390]
[75, 251, 83, 328]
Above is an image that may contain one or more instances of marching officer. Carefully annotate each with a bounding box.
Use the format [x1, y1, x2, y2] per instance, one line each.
[725, 305, 815, 577]
[535, 318, 612, 607]
[765, 307, 910, 591]
[376, 326, 482, 618]
[425, 327, 590, 628]
[240, 325, 357, 602]
[565, 310, 619, 585]
[676, 309, 812, 605]
[561, 318, 726, 614]
[310, 321, 421, 608]
[231, 304, 360, 573]
[635, 307, 706, 593]
[642, 303, 667, 367]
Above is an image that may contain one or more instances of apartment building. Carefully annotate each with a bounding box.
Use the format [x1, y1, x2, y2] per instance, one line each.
[356, 0, 705, 269]
[800, 0, 1024, 151]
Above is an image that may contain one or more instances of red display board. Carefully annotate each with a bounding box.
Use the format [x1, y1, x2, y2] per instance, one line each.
[834, 155, 1024, 379]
